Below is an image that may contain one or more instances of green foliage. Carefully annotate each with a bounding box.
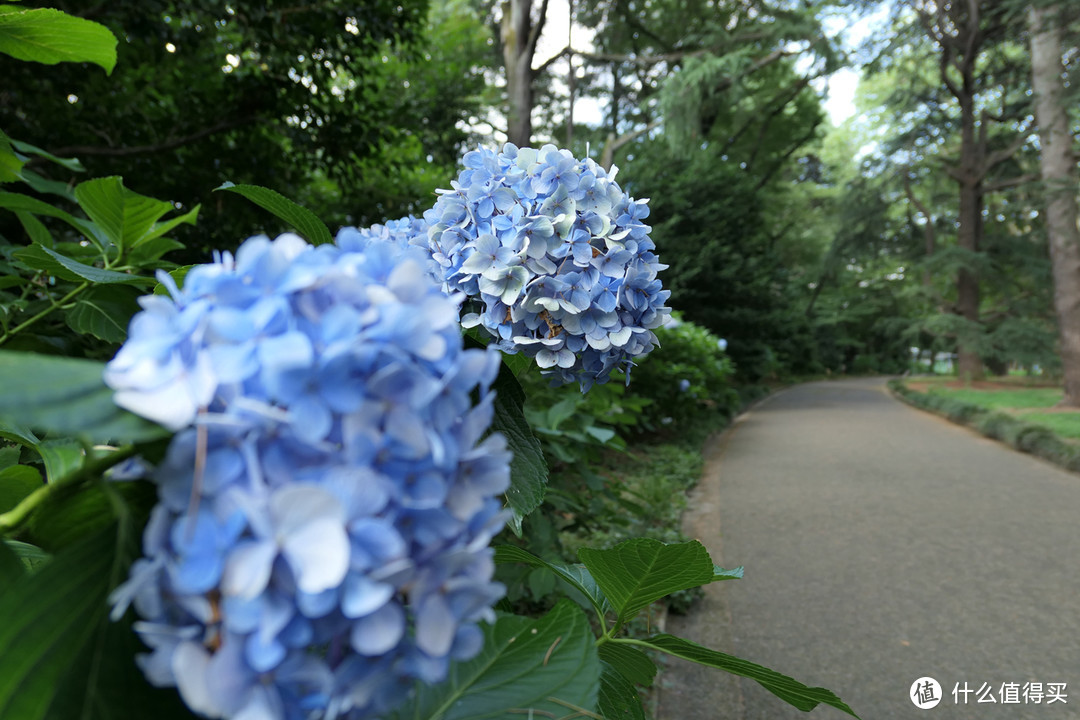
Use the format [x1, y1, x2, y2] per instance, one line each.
[0, 6, 117, 72]
[392, 600, 600, 720]
[627, 316, 739, 431]
[497, 538, 859, 719]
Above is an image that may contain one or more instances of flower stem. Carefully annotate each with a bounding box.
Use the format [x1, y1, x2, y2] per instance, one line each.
[0, 281, 89, 347]
[0, 444, 138, 536]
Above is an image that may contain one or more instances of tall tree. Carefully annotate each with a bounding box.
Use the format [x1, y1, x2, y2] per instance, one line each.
[1028, 2, 1080, 404]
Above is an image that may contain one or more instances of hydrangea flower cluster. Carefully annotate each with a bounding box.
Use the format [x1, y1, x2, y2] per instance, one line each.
[105, 233, 510, 720]
[419, 143, 671, 388]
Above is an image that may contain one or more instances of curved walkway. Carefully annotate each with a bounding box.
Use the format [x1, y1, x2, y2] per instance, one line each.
[658, 377, 1080, 719]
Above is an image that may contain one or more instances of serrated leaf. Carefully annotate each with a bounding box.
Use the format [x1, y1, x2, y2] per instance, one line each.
[14, 244, 152, 285]
[392, 600, 599, 720]
[598, 660, 646, 720]
[129, 204, 199, 250]
[597, 643, 656, 688]
[578, 539, 716, 627]
[64, 284, 140, 343]
[640, 634, 860, 717]
[494, 544, 610, 618]
[75, 177, 178, 253]
[0, 464, 41, 513]
[491, 363, 546, 534]
[0, 7, 117, 72]
[0, 351, 169, 444]
[216, 183, 332, 245]
[0, 525, 115, 720]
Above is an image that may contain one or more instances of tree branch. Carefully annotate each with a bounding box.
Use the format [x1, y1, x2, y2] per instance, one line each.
[600, 119, 662, 170]
[985, 126, 1035, 169]
[983, 173, 1037, 194]
[49, 116, 257, 158]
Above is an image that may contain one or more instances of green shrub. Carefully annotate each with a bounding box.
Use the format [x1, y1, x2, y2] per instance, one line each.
[626, 315, 740, 432]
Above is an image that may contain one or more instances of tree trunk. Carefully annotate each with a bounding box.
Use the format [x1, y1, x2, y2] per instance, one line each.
[1029, 4, 1080, 406]
[954, 96, 985, 381]
[501, 0, 535, 147]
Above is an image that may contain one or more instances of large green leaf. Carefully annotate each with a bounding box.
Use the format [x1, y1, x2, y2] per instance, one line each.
[0, 540, 23, 593]
[216, 182, 333, 245]
[494, 544, 610, 619]
[597, 643, 656, 688]
[0, 525, 115, 720]
[578, 539, 719, 627]
[36, 439, 84, 484]
[74, 177, 182, 255]
[65, 285, 141, 343]
[0, 129, 24, 183]
[0, 464, 41, 513]
[0, 351, 168, 444]
[598, 660, 646, 720]
[0, 7, 117, 73]
[490, 363, 546, 534]
[14, 244, 152, 285]
[638, 635, 859, 717]
[393, 600, 600, 720]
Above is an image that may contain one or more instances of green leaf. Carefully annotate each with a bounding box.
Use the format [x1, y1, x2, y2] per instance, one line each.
[597, 643, 657, 688]
[0, 130, 24, 183]
[74, 177, 177, 253]
[3, 540, 49, 573]
[598, 660, 646, 720]
[0, 351, 168, 444]
[578, 539, 716, 628]
[0, 464, 40, 514]
[129, 203, 199, 250]
[491, 363, 546, 534]
[0, 541, 23, 596]
[64, 284, 140, 343]
[14, 244, 152, 285]
[36, 439, 84, 484]
[393, 600, 600, 720]
[9, 138, 84, 172]
[0, 525, 115, 720]
[0, 7, 117, 73]
[14, 210, 52, 245]
[494, 544, 611, 619]
[0, 446, 19, 470]
[153, 265, 192, 295]
[15, 167, 75, 200]
[638, 635, 860, 717]
[0, 190, 99, 240]
[0, 421, 40, 447]
[128, 235, 184, 264]
[216, 182, 333, 245]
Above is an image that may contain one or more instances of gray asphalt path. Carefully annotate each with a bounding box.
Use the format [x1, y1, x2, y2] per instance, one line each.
[658, 377, 1080, 720]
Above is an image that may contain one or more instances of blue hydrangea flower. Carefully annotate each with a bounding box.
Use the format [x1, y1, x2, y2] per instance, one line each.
[418, 143, 671, 389]
[106, 233, 510, 720]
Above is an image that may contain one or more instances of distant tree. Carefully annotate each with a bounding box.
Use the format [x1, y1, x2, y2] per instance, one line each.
[0, 0, 488, 251]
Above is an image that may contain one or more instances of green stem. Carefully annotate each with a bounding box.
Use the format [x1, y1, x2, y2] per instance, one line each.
[0, 281, 89, 346]
[0, 444, 138, 536]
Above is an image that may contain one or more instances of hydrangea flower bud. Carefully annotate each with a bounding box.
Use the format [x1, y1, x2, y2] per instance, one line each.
[418, 143, 671, 389]
[106, 234, 510, 720]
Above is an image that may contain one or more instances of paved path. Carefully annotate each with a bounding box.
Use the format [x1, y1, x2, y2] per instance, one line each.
[658, 377, 1080, 719]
